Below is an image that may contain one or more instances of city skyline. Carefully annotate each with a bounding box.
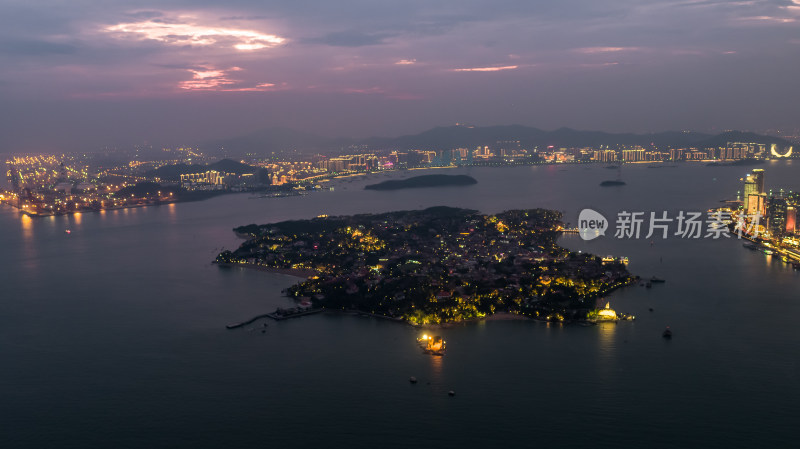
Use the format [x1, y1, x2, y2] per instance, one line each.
[1, 1, 799, 152]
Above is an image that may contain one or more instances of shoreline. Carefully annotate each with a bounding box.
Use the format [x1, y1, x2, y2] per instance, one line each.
[214, 261, 317, 278]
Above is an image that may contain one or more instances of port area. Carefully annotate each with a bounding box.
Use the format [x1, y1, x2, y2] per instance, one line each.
[739, 233, 800, 269]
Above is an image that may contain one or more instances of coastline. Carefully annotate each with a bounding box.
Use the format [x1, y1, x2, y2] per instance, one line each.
[214, 261, 317, 278]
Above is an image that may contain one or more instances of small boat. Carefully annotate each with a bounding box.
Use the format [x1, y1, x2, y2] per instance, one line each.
[65, 229, 71, 234]
[742, 243, 759, 251]
[645, 281, 652, 289]
[448, 390, 456, 397]
[662, 327, 672, 339]
[650, 276, 666, 283]
[764, 250, 774, 255]
[409, 376, 418, 384]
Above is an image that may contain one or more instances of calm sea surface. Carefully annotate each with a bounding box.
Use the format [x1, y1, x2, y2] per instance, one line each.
[2, 162, 799, 448]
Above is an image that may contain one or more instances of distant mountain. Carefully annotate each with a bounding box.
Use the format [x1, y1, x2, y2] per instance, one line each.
[147, 159, 260, 180]
[696, 131, 793, 148]
[363, 126, 795, 150]
[362, 125, 713, 150]
[197, 125, 793, 155]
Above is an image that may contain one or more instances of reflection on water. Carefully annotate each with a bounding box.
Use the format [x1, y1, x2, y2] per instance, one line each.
[429, 352, 443, 378]
[597, 322, 616, 356]
[20, 214, 32, 240]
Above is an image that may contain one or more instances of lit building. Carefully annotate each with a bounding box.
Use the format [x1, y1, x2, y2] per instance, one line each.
[768, 198, 788, 235]
[752, 169, 765, 194]
[592, 150, 617, 163]
[743, 172, 759, 210]
[588, 302, 618, 322]
[669, 148, 684, 161]
[786, 206, 796, 234]
[180, 170, 227, 186]
[747, 193, 766, 217]
[622, 149, 645, 162]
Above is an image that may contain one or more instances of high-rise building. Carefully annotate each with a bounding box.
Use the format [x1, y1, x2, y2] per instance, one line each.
[752, 169, 765, 194]
[743, 174, 758, 211]
[768, 197, 788, 235]
[786, 206, 796, 234]
[747, 193, 766, 217]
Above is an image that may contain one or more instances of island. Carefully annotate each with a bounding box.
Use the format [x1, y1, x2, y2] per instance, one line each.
[600, 180, 626, 186]
[215, 206, 635, 325]
[364, 174, 477, 191]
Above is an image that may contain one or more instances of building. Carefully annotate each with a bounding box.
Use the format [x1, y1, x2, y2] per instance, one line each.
[743, 170, 765, 210]
[747, 193, 766, 217]
[180, 170, 227, 186]
[752, 169, 765, 194]
[592, 150, 617, 163]
[768, 198, 788, 235]
[622, 149, 645, 162]
[588, 302, 618, 322]
[786, 206, 796, 234]
[669, 148, 684, 161]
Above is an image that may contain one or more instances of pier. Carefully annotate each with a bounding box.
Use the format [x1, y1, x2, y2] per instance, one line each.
[265, 307, 324, 321]
[226, 308, 324, 328]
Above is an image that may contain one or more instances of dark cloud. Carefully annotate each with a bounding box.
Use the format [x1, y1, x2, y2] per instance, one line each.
[303, 30, 397, 47]
[0, 39, 76, 56]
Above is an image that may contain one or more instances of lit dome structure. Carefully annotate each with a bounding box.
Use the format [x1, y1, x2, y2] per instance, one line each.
[588, 302, 618, 322]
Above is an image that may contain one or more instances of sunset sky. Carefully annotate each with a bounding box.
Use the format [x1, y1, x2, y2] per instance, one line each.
[1, 0, 799, 152]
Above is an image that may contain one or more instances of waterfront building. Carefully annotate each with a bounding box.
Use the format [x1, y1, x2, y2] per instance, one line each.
[743, 170, 764, 210]
[768, 198, 788, 235]
[747, 193, 766, 217]
[752, 169, 765, 194]
[622, 149, 645, 162]
[592, 150, 617, 163]
[588, 302, 618, 322]
[787, 206, 796, 234]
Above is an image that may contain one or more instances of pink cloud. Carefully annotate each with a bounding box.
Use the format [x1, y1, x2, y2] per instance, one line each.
[452, 65, 518, 72]
[178, 66, 278, 92]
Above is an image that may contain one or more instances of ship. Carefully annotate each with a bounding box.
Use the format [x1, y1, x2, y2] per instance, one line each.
[650, 276, 666, 283]
[662, 327, 672, 339]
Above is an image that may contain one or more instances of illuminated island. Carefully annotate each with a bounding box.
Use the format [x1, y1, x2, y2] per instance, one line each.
[216, 207, 636, 325]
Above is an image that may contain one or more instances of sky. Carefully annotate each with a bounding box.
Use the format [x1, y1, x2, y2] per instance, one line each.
[0, 0, 799, 152]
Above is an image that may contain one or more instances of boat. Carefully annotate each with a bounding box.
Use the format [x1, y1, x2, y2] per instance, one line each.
[650, 276, 666, 283]
[764, 249, 774, 255]
[409, 376, 418, 384]
[645, 281, 652, 288]
[65, 229, 71, 234]
[742, 243, 759, 251]
[662, 327, 672, 339]
[448, 390, 456, 397]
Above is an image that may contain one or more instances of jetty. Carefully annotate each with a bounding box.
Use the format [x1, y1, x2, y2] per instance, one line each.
[225, 313, 272, 329]
[265, 307, 324, 321]
[226, 307, 324, 329]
